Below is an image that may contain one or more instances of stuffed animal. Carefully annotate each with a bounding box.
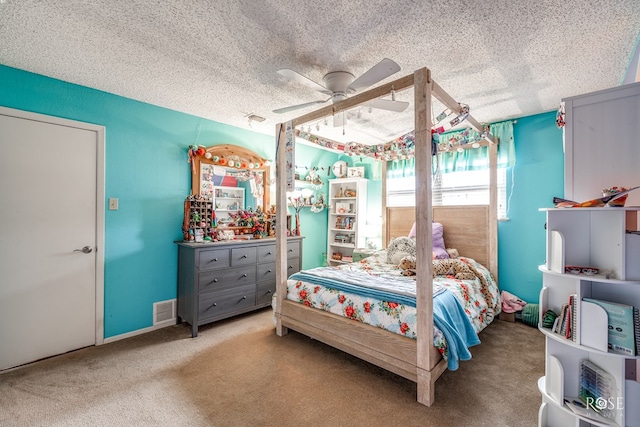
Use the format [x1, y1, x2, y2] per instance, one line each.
[387, 236, 417, 264]
[432, 258, 476, 280]
[398, 255, 416, 276]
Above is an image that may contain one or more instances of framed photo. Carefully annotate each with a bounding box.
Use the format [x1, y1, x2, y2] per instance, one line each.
[347, 167, 365, 178]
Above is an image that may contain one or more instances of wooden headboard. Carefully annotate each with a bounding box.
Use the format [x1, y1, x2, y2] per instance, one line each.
[386, 205, 498, 281]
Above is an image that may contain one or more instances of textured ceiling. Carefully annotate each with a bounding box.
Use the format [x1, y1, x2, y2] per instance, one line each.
[1, 0, 639, 146]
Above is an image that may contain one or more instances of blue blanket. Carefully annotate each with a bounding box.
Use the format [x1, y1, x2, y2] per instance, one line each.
[289, 268, 480, 370]
[433, 290, 480, 370]
[289, 267, 445, 307]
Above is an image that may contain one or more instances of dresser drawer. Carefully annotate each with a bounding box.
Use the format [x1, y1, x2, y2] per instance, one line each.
[198, 285, 256, 320]
[287, 241, 300, 259]
[198, 249, 230, 270]
[287, 257, 300, 275]
[198, 266, 256, 292]
[256, 262, 276, 282]
[257, 244, 276, 263]
[231, 246, 257, 266]
[256, 281, 276, 306]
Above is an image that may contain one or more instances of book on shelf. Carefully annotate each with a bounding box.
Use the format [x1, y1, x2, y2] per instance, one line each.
[558, 303, 568, 337]
[569, 294, 577, 342]
[552, 295, 577, 342]
[579, 360, 617, 421]
[635, 307, 640, 357]
[583, 297, 636, 356]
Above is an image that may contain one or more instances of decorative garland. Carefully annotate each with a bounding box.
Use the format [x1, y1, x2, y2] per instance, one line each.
[295, 103, 488, 161]
[187, 145, 269, 169]
[556, 103, 565, 128]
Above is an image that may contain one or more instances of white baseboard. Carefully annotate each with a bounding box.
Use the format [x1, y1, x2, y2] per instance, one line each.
[102, 318, 177, 345]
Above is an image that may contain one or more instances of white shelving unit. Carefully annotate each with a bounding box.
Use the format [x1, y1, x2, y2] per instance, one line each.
[538, 207, 640, 427]
[327, 178, 367, 265]
[213, 185, 244, 215]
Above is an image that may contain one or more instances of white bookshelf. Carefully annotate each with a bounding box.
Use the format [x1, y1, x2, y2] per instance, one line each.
[538, 207, 640, 427]
[326, 178, 367, 265]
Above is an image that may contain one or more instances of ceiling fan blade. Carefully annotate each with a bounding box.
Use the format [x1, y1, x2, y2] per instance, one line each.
[347, 58, 401, 93]
[363, 98, 410, 112]
[277, 69, 332, 95]
[272, 98, 331, 114]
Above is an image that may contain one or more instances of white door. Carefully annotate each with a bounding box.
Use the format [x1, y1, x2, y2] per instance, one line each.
[0, 108, 104, 370]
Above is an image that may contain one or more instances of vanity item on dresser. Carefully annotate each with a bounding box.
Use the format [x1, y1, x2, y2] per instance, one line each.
[176, 237, 303, 337]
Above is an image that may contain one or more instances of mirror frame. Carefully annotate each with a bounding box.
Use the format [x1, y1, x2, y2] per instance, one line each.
[191, 144, 270, 210]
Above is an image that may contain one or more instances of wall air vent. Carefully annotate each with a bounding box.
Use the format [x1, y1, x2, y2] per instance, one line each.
[153, 299, 176, 325]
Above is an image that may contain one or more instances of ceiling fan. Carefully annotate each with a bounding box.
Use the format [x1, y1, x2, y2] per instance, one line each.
[273, 58, 409, 127]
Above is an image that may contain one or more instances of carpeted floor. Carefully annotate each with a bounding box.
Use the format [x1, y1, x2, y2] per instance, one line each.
[0, 308, 543, 426]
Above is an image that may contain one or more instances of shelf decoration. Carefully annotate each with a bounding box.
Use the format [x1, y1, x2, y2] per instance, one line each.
[225, 208, 267, 238]
[553, 185, 640, 208]
[287, 192, 305, 236]
[182, 194, 216, 242]
[602, 186, 630, 207]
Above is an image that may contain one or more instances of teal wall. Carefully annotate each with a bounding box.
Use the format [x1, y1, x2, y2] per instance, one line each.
[0, 64, 331, 338]
[0, 63, 565, 336]
[293, 144, 340, 267]
[498, 112, 564, 303]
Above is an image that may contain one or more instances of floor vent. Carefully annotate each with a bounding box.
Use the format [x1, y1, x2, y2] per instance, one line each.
[153, 299, 176, 325]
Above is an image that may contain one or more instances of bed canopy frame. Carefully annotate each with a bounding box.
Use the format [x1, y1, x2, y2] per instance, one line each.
[274, 67, 498, 406]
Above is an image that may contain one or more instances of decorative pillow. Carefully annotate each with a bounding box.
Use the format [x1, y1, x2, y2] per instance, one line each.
[386, 236, 417, 264]
[407, 222, 449, 259]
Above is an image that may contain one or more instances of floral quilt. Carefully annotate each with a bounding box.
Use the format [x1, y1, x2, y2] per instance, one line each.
[285, 250, 500, 366]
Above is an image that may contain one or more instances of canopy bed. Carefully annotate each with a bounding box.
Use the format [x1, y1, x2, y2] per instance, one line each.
[273, 67, 499, 406]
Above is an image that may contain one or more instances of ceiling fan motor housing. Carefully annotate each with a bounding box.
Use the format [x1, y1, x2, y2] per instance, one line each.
[322, 71, 355, 100]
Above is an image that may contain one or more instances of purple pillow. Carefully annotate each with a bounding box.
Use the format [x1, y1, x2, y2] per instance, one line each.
[408, 222, 449, 259]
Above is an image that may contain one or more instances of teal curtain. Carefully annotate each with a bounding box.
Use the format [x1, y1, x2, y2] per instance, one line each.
[387, 157, 415, 179]
[437, 120, 515, 173]
[386, 120, 515, 177]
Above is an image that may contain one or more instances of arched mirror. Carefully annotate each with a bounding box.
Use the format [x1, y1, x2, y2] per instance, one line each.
[190, 144, 271, 218]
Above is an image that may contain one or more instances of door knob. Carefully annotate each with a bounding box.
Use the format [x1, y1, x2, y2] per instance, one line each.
[73, 246, 93, 254]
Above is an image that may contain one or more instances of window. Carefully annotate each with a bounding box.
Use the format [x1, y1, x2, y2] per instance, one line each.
[387, 168, 509, 220]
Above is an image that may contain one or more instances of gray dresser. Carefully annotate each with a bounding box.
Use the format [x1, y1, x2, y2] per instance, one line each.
[176, 237, 303, 337]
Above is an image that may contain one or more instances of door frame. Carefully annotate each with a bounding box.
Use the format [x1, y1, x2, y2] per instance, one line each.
[0, 106, 105, 345]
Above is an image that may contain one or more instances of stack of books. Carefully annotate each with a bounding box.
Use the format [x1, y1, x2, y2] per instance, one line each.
[552, 294, 578, 342]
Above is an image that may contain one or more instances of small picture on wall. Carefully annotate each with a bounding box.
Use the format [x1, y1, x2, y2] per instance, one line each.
[347, 167, 365, 178]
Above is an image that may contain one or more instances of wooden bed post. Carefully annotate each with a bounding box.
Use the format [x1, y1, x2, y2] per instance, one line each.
[381, 161, 388, 245]
[275, 122, 289, 337]
[488, 141, 499, 283]
[413, 67, 435, 406]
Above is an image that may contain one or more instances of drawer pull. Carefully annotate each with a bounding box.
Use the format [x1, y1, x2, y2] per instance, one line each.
[267, 269, 272, 273]
[288, 249, 293, 252]
[288, 265, 293, 269]
[267, 251, 272, 255]
[242, 273, 248, 277]
[242, 296, 247, 300]
[267, 290, 272, 294]
[213, 258, 218, 262]
[241, 255, 247, 259]
[213, 279, 218, 283]
[211, 303, 217, 307]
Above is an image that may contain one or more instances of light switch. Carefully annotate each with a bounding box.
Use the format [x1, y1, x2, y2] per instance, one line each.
[109, 198, 119, 210]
